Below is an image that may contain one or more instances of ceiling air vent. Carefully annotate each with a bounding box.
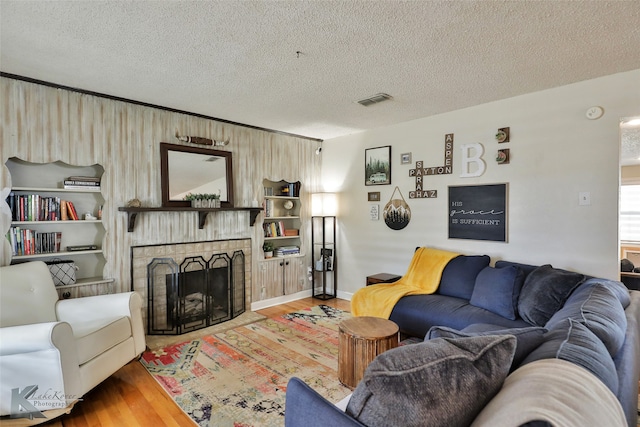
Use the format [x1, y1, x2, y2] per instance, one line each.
[357, 93, 393, 107]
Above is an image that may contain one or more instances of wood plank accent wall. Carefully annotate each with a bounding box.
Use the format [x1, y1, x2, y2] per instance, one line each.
[1, 77, 322, 297]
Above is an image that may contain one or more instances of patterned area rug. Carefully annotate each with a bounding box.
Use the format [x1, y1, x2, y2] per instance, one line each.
[140, 305, 353, 426]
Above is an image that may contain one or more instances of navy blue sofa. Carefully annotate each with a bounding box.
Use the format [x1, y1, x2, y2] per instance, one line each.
[285, 255, 640, 427]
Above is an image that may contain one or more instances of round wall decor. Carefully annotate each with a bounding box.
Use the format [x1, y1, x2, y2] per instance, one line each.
[383, 187, 411, 230]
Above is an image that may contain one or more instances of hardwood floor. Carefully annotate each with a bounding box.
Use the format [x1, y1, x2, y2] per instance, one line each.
[31, 297, 351, 427]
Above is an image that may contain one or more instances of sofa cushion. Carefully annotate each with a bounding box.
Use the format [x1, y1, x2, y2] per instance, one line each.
[495, 260, 539, 278]
[426, 324, 546, 369]
[545, 283, 627, 357]
[517, 264, 586, 326]
[470, 265, 525, 320]
[581, 277, 631, 308]
[521, 319, 618, 394]
[72, 316, 132, 364]
[345, 334, 516, 427]
[389, 294, 529, 339]
[437, 255, 490, 300]
[285, 378, 367, 427]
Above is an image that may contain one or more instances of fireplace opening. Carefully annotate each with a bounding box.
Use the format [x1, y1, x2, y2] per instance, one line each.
[147, 250, 245, 335]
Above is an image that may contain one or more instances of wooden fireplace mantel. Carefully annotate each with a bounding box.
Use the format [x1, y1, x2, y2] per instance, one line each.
[118, 206, 262, 232]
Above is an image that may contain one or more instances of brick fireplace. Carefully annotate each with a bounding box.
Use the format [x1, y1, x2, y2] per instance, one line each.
[131, 239, 252, 334]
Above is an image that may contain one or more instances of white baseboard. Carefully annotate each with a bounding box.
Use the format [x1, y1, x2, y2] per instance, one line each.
[250, 290, 312, 311]
[336, 290, 353, 301]
[250, 289, 353, 311]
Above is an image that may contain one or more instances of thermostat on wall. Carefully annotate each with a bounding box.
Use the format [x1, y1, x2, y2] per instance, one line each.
[585, 106, 604, 120]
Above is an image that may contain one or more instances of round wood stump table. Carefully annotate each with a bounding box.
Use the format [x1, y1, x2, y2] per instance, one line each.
[338, 316, 399, 388]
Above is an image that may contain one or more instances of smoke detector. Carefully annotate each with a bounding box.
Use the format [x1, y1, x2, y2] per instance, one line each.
[357, 93, 393, 107]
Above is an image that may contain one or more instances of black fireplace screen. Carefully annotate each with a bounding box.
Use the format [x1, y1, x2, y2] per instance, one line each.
[147, 250, 245, 335]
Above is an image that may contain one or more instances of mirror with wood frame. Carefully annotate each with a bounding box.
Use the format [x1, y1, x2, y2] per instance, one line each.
[160, 142, 234, 208]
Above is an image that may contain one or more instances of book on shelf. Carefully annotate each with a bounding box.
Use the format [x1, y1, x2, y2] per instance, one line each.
[263, 199, 275, 218]
[63, 184, 101, 191]
[275, 245, 300, 256]
[64, 180, 100, 186]
[63, 176, 101, 190]
[66, 175, 100, 182]
[67, 244, 98, 251]
[6, 226, 62, 256]
[65, 201, 79, 220]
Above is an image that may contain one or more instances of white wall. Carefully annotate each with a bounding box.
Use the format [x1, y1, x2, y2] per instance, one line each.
[322, 69, 640, 296]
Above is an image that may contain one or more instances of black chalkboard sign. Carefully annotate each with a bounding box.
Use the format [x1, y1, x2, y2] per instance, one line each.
[448, 184, 507, 242]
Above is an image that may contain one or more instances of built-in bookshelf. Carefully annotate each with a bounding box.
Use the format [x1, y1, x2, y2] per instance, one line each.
[262, 180, 302, 258]
[256, 179, 306, 302]
[5, 158, 113, 297]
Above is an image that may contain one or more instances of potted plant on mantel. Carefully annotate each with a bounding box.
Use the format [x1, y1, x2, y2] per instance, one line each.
[184, 192, 221, 208]
[263, 241, 275, 259]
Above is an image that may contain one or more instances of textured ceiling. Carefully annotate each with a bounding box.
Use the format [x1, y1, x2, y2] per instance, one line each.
[1, 0, 639, 158]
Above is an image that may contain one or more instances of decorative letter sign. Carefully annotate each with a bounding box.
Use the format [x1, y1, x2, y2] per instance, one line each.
[409, 134, 454, 199]
[448, 184, 507, 242]
[460, 143, 486, 178]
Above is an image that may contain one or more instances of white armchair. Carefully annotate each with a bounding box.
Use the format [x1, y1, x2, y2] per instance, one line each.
[0, 261, 145, 418]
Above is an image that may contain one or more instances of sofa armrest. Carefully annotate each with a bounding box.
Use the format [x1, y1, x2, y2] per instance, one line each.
[56, 291, 146, 356]
[284, 378, 365, 427]
[0, 322, 81, 416]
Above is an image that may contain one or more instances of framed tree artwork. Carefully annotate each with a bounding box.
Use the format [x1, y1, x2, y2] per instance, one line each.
[365, 145, 391, 186]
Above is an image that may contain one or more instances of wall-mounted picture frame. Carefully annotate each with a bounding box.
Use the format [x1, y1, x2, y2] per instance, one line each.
[369, 204, 379, 221]
[365, 145, 391, 186]
[368, 192, 381, 202]
[400, 152, 412, 164]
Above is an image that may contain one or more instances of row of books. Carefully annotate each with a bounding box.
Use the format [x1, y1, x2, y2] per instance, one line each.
[63, 175, 101, 191]
[8, 193, 61, 221]
[275, 246, 300, 257]
[7, 227, 62, 256]
[264, 221, 286, 238]
[8, 193, 84, 221]
[279, 183, 300, 197]
[262, 183, 301, 198]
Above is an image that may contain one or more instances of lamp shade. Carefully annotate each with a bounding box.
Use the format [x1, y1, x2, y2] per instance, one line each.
[312, 193, 338, 216]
